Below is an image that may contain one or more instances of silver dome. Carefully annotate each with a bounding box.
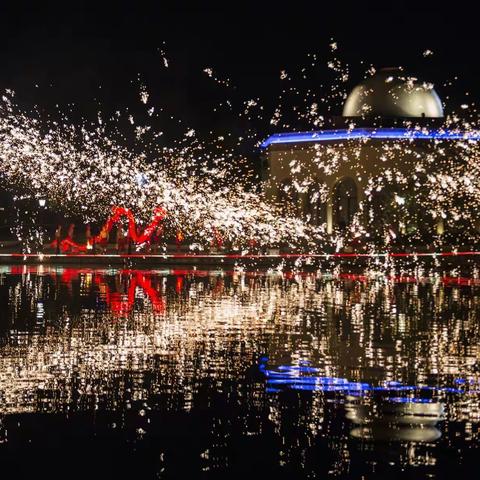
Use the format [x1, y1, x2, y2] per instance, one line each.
[343, 68, 444, 118]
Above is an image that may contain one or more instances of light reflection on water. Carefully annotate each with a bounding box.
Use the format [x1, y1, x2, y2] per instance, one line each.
[0, 265, 479, 478]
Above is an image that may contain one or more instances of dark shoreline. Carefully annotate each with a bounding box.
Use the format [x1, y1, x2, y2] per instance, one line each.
[1, 252, 479, 275]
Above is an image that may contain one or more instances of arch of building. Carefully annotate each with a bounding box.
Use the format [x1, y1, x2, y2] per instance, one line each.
[332, 177, 359, 230]
[304, 178, 327, 226]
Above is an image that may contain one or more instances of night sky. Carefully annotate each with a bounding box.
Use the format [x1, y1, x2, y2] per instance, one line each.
[0, 2, 478, 145]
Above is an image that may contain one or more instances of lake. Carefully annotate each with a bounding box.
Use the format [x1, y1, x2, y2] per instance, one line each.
[0, 265, 478, 479]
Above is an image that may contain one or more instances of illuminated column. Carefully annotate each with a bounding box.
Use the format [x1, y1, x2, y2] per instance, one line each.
[436, 218, 444, 235]
[327, 201, 333, 234]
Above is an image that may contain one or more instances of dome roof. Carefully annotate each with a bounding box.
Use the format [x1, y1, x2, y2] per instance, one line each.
[342, 68, 444, 118]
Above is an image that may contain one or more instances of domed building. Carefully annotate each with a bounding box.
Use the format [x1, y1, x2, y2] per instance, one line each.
[261, 68, 480, 241]
[342, 67, 444, 119]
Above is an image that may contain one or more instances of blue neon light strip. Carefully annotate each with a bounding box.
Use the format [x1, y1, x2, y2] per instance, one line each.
[260, 128, 480, 148]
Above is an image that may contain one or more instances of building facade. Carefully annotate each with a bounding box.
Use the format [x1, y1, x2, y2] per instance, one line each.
[261, 68, 480, 241]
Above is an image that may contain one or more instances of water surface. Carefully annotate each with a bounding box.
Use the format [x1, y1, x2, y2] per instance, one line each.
[0, 265, 478, 479]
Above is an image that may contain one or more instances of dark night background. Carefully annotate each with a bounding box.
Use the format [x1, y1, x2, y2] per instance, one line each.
[0, 1, 478, 146]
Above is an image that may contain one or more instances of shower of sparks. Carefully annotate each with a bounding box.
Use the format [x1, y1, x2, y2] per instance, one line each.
[202, 67, 232, 88]
[0, 44, 480, 254]
[0, 92, 320, 251]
